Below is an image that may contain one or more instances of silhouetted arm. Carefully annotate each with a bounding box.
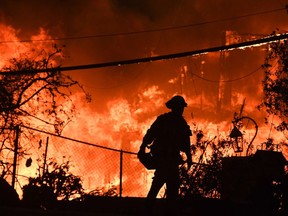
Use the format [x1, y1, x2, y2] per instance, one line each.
[140, 116, 162, 150]
[183, 123, 192, 169]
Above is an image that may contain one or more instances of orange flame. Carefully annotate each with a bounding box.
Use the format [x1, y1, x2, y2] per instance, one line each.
[1, 23, 287, 199]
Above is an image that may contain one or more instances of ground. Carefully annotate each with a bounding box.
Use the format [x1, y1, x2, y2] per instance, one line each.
[0, 196, 280, 216]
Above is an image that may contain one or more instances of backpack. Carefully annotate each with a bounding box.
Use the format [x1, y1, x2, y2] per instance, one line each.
[137, 147, 156, 170]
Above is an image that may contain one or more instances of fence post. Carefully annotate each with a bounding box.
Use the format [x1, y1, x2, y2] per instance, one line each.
[119, 149, 123, 197]
[12, 125, 20, 189]
[43, 136, 49, 176]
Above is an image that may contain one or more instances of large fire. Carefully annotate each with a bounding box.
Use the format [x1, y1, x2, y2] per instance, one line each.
[0, 17, 287, 201]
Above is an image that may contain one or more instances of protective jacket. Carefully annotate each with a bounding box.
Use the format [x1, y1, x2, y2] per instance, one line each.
[142, 111, 192, 166]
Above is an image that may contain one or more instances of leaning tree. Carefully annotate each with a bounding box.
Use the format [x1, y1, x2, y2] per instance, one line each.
[0, 45, 91, 186]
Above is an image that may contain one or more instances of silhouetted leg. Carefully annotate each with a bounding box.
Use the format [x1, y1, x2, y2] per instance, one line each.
[165, 166, 180, 215]
[145, 169, 165, 214]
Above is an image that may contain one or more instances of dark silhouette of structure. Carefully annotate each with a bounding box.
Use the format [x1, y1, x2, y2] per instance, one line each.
[0, 177, 20, 207]
[138, 95, 192, 215]
[221, 150, 287, 216]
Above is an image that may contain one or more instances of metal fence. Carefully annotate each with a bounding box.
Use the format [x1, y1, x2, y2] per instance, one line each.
[11, 125, 157, 199]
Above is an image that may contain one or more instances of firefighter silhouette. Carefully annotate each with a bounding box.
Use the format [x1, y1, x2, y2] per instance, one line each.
[138, 95, 192, 214]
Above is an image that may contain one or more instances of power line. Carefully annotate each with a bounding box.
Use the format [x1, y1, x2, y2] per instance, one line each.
[192, 66, 262, 83]
[0, 7, 285, 44]
[1, 33, 287, 75]
[21, 124, 137, 155]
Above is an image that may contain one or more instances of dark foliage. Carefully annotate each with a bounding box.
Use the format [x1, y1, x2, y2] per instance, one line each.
[257, 32, 288, 132]
[22, 157, 84, 208]
[84, 184, 118, 198]
[0, 45, 90, 185]
[179, 131, 223, 199]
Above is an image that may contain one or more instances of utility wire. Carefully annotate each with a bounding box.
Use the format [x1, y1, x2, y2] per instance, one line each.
[0, 7, 285, 44]
[192, 66, 262, 83]
[1, 33, 287, 75]
[18, 108, 54, 126]
[21, 124, 137, 155]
